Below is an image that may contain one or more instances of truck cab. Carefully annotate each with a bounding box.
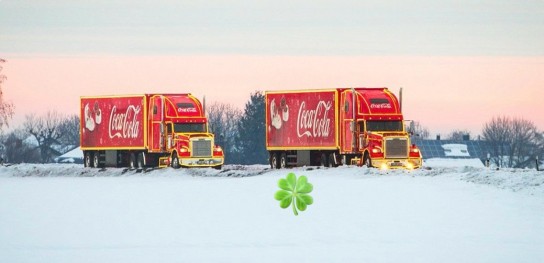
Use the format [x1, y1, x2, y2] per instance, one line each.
[148, 94, 224, 169]
[341, 88, 422, 169]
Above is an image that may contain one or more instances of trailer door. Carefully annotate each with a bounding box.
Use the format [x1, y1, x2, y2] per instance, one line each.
[149, 95, 165, 152]
[341, 90, 357, 153]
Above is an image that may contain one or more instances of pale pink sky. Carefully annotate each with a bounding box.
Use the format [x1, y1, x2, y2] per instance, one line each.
[3, 55, 543, 137]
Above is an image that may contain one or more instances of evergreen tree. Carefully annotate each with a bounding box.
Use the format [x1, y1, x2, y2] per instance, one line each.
[236, 91, 268, 164]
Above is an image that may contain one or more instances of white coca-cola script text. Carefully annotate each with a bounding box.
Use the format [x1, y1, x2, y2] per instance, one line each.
[297, 101, 332, 138]
[370, 103, 392, 109]
[109, 105, 141, 139]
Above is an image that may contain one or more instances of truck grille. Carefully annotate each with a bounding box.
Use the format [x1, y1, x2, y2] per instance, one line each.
[192, 139, 212, 157]
[385, 138, 408, 158]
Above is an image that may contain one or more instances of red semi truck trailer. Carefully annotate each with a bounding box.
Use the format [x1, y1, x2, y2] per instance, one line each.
[266, 88, 422, 169]
[80, 94, 224, 169]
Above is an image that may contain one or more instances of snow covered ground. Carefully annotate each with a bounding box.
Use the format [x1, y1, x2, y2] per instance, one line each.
[1, 162, 543, 263]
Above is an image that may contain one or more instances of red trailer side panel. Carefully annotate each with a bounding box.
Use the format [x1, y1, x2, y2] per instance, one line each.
[80, 95, 146, 149]
[266, 90, 338, 149]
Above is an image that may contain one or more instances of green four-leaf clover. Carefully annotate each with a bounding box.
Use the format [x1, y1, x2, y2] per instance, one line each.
[274, 173, 314, 216]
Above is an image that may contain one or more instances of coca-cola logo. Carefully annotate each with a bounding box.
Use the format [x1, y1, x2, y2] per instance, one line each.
[109, 105, 141, 139]
[297, 101, 332, 138]
[370, 103, 392, 109]
[178, 108, 197, 113]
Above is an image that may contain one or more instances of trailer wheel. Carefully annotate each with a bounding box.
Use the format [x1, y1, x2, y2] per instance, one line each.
[93, 151, 101, 168]
[329, 153, 338, 167]
[280, 152, 287, 169]
[137, 152, 145, 169]
[129, 153, 137, 170]
[270, 152, 280, 169]
[320, 153, 330, 167]
[84, 152, 93, 168]
[171, 153, 180, 169]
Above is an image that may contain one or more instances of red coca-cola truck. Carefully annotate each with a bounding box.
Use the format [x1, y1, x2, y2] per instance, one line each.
[80, 94, 224, 169]
[266, 88, 422, 169]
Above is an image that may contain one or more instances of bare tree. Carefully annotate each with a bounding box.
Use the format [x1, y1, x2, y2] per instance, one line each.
[447, 129, 471, 141]
[482, 116, 543, 168]
[408, 120, 430, 139]
[0, 58, 15, 132]
[509, 118, 540, 168]
[483, 116, 511, 167]
[207, 102, 242, 164]
[24, 111, 65, 163]
[57, 114, 80, 147]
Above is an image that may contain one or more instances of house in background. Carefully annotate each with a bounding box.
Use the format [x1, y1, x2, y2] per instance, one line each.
[54, 147, 83, 164]
[413, 135, 491, 168]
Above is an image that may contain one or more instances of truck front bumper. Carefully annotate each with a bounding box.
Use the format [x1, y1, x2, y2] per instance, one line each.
[372, 158, 422, 170]
[180, 157, 224, 168]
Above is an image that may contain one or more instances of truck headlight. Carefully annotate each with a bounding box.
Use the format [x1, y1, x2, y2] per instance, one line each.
[372, 148, 382, 154]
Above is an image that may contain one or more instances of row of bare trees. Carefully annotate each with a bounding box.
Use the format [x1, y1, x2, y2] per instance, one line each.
[483, 116, 543, 168]
[411, 117, 543, 168]
[409, 121, 472, 141]
[1, 112, 79, 163]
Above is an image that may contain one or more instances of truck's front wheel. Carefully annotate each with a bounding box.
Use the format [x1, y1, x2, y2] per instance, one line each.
[363, 153, 372, 168]
[171, 154, 180, 169]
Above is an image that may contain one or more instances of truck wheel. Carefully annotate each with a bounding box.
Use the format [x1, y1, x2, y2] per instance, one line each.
[270, 152, 280, 169]
[93, 152, 101, 168]
[84, 152, 93, 168]
[329, 153, 338, 167]
[320, 153, 329, 167]
[342, 155, 352, 166]
[137, 152, 145, 169]
[364, 153, 372, 168]
[171, 154, 180, 169]
[129, 153, 137, 170]
[280, 152, 287, 169]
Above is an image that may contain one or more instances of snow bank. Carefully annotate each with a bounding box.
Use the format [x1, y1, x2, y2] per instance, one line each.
[462, 168, 544, 195]
[1, 162, 542, 196]
[424, 158, 485, 168]
[0, 164, 270, 178]
[1, 163, 543, 263]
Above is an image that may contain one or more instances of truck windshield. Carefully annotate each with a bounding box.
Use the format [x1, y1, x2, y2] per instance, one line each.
[173, 123, 207, 133]
[366, 121, 403, 132]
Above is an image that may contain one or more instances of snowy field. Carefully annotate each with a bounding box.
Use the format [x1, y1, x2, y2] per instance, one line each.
[1, 161, 543, 263]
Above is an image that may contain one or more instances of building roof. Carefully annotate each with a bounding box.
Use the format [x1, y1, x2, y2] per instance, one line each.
[413, 138, 491, 161]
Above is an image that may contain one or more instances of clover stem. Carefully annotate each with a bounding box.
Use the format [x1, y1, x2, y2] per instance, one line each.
[292, 196, 298, 216]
